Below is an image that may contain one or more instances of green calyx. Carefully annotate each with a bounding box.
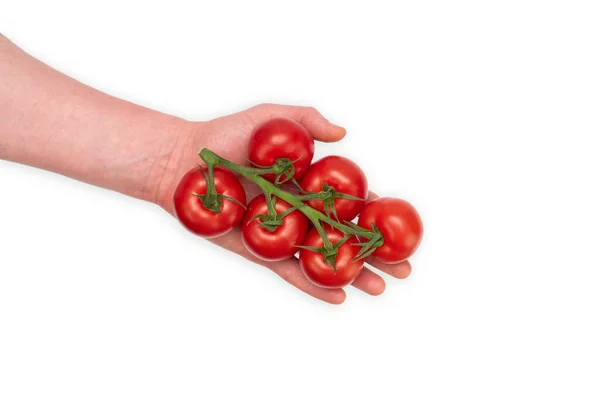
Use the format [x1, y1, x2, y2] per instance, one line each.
[272, 158, 297, 185]
[191, 193, 246, 214]
[247, 194, 298, 232]
[248, 213, 283, 232]
[347, 222, 384, 261]
[298, 183, 364, 222]
[191, 162, 246, 214]
[248, 157, 302, 187]
[297, 234, 351, 273]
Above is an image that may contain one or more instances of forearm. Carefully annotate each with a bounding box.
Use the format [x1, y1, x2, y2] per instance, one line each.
[0, 35, 191, 203]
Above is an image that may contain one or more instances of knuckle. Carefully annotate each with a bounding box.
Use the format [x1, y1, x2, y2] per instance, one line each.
[303, 106, 318, 115]
[282, 265, 305, 286]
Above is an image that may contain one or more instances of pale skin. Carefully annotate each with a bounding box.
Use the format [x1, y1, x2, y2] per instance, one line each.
[0, 35, 411, 304]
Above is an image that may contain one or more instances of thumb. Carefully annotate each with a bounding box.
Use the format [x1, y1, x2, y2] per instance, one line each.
[247, 103, 346, 142]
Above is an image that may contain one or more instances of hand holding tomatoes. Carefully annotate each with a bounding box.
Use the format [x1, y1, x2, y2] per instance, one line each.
[172, 113, 423, 299]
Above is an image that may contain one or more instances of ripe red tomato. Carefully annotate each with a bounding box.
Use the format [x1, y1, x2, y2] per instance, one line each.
[241, 195, 309, 261]
[173, 166, 246, 239]
[299, 226, 364, 288]
[248, 118, 315, 182]
[300, 156, 368, 222]
[358, 197, 423, 264]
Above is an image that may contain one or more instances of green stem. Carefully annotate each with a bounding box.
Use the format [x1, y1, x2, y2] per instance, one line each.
[265, 193, 277, 216]
[205, 163, 217, 195]
[309, 216, 333, 249]
[199, 148, 375, 240]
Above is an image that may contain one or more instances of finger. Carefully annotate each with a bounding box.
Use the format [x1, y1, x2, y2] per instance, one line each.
[269, 259, 347, 305]
[367, 258, 412, 279]
[351, 266, 386, 296]
[294, 106, 346, 143]
[248, 103, 346, 142]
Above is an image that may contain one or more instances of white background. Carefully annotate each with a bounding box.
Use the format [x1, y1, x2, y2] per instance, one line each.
[1, 1, 599, 399]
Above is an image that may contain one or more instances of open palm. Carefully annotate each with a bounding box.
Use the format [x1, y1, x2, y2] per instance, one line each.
[157, 104, 411, 304]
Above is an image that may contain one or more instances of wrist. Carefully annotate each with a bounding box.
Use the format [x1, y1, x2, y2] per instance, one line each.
[146, 119, 201, 214]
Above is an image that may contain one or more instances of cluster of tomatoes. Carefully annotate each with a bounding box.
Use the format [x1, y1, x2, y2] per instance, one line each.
[173, 118, 423, 288]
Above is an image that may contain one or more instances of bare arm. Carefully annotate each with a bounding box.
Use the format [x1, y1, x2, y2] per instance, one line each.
[0, 34, 189, 202]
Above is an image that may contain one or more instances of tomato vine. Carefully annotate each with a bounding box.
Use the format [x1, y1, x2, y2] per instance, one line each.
[198, 148, 384, 268]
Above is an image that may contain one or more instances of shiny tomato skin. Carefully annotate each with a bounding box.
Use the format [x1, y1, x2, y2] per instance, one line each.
[358, 197, 423, 264]
[300, 156, 368, 222]
[299, 226, 364, 288]
[248, 118, 315, 182]
[241, 196, 309, 262]
[173, 166, 246, 239]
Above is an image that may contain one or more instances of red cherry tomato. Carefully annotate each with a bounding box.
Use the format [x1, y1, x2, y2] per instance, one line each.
[300, 156, 368, 222]
[241, 195, 309, 261]
[248, 118, 315, 182]
[173, 166, 246, 239]
[299, 226, 364, 288]
[358, 197, 423, 264]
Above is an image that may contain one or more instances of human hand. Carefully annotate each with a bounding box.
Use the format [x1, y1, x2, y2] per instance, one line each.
[0, 38, 410, 304]
[153, 104, 412, 304]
